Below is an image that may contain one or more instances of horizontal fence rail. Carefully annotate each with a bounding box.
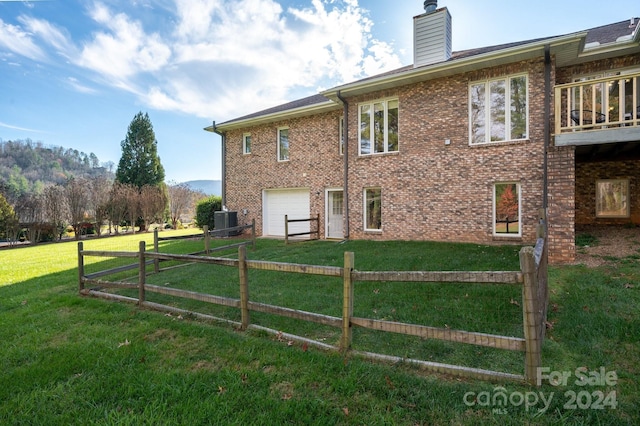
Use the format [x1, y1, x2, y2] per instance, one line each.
[78, 235, 547, 385]
[349, 317, 526, 352]
[284, 214, 319, 244]
[352, 270, 522, 284]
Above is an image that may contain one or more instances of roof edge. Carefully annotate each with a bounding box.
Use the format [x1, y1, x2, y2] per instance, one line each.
[322, 32, 588, 100]
[211, 99, 339, 132]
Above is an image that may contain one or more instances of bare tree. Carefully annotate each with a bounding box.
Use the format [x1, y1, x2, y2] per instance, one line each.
[167, 182, 197, 229]
[13, 193, 45, 243]
[89, 175, 112, 236]
[122, 183, 140, 234]
[106, 182, 128, 234]
[65, 177, 89, 240]
[139, 184, 166, 231]
[42, 184, 68, 240]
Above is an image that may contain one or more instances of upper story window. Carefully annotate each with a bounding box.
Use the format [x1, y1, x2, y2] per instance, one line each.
[470, 74, 528, 145]
[359, 98, 399, 155]
[277, 127, 289, 161]
[243, 133, 251, 155]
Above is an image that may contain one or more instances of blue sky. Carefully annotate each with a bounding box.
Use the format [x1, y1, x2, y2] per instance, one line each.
[0, 0, 637, 182]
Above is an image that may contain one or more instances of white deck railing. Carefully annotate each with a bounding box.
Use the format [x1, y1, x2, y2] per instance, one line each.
[555, 72, 640, 134]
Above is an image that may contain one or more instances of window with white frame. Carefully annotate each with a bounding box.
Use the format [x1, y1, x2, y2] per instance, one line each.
[359, 99, 399, 155]
[493, 183, 521, 236]
[596, 179, 629, 218]
[243, 133, 251, 155]
[364, 188, 382, 231]
[277, 127, 289, 161]
[470, 75, 528, 145]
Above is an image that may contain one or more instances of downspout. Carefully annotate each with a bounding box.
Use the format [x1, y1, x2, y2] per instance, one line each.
[336, 91, 350, 239]
[211, 121, 227, 208]
[543, 45, 550, 212]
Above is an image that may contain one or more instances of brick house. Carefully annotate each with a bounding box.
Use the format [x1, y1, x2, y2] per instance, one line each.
[206, 3, 640, 264]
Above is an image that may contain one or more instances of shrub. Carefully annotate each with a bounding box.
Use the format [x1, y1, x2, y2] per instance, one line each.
[195, 195, 222, 230]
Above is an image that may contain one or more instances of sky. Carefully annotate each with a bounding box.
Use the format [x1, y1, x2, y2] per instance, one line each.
[0, 0, 637, 182]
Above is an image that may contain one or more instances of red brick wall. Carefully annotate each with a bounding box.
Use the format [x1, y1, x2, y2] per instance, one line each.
[223, 58, 547, 250]
[555, 55, 640, 85]
[547, 146, 576, 264]
[576, 160, 640, 225]
[224, 110, 344, 236]
[343, 59, 546, 246]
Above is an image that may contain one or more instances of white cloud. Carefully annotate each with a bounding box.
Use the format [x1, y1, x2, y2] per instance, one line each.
[0, 18, 47, 61]
[0, 121, 46, 133]
[0, 0, 402, 121]
[77, 2, 172, 81]
[67, 77, 98, 94]
[166, 0, 402, 119]
[173, 0, 224, 41]
[19, 16, 77, 60]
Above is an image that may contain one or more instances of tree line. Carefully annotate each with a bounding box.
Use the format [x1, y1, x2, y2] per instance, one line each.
[0, 138, 113, 200]
[0, 112, 209, 245]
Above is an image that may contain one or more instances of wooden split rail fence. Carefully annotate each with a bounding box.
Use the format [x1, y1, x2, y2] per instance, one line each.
[284, 214, 319, 244]
[78, 231, 548, 385]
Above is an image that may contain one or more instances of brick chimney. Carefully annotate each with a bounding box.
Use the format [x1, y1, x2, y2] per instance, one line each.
[413, 0, 452, 68]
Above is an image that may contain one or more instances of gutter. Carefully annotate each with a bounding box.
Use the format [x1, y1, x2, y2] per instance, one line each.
[336, 90, 350, 239]
[204, 121, 227, 207]
[543, 45, 550, 212]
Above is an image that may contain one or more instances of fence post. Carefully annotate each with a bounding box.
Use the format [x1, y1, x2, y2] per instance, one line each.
[520, 246, 541, 386]
[284, 215, 289, 245]
[138, 241, 146, 306]
[153, 228, 160, 273]
[341, 251, 355, 351]
[78, 242, 84, 294]
[238, 245, 250, 330]
[204, 225, 210, 254]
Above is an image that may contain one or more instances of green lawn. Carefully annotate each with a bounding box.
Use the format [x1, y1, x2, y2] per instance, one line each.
[1, 231, 638, 425]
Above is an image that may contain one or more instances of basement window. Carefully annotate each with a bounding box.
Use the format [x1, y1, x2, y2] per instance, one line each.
[596, 179, 629, 218]
[364, 188, 382, 231]
[493, 183, 521, 237]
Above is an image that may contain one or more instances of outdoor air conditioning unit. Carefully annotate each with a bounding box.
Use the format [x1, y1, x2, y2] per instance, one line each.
[214, 211, 241, 237]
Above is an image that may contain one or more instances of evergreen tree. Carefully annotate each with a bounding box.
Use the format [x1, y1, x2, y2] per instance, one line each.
[0, 192, 18, 240]
[115, 112, 165, 188]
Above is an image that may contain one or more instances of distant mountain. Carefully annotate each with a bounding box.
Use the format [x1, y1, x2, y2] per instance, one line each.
[183, 180, 221, 196]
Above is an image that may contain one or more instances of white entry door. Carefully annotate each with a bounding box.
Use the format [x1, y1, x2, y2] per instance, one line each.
[326, 190, 344, 239]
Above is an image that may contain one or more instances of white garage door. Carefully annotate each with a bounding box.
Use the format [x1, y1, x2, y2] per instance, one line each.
[264, 188, 310, 236]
